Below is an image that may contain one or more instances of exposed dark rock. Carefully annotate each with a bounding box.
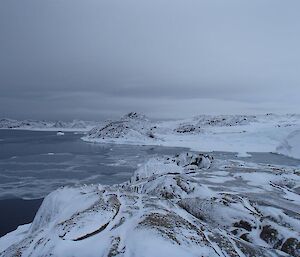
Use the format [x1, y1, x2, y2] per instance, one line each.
[260, 225, 279, 245]
[233, 220, 252, 232]
[281, 238, 300, 257]
[176, 124, 197, 133]
[240, 233, 250, 242]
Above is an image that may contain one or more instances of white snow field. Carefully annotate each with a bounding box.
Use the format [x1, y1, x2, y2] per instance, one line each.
[0, 153, 299, 257]
[83, 112, 300, 159]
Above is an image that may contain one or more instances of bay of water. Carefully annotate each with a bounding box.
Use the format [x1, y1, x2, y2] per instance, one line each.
[1, 129, 299, 237]
[0, 129, 186, 236]
[0, 129, 185, 200]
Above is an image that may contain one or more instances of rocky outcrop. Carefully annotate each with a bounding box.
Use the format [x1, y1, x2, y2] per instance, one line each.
[174, 115, 257, 134]
[84, 112, 159, 142]
[1, 152, 299, 257]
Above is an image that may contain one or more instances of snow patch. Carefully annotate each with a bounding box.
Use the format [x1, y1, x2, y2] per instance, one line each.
[236, 152, 252, 158]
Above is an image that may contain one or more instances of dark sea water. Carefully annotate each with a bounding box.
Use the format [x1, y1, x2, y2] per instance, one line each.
[0, 198, 43, 237]
[0, 129, 185, 200]
[0, 129, 186, 236]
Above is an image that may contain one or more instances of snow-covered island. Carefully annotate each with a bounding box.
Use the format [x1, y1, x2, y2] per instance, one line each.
[83, 112, 300, 160]
[0, 118, 102, 132]
[3, 113, 300, 159]
[0, 153, 299, 256]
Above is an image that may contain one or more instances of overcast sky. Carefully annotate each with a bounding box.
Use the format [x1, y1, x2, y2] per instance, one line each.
[0, 0, 300, 121]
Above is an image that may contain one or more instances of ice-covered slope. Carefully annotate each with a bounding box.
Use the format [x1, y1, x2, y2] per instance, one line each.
[277, 130, 300, 160]
[1, 153, 299, 257]
[0, 118, 101, 132]
[83, 113, 300, 159]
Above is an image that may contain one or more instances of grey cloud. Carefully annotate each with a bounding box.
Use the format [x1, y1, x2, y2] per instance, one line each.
[0, 0, 300, 120]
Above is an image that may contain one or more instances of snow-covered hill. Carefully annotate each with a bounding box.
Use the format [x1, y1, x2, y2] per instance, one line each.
[83, 112, 159, 143]
[1, 153, 299, 257]
[0, 118, 101, 132]
[83, 113, 300, 159]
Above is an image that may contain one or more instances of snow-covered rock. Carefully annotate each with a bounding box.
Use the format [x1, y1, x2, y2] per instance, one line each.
[131, 152, 213, 183]
[192, 114, 257, 127]
[1, 153, 299, 257]
[83, 112, 159, 144]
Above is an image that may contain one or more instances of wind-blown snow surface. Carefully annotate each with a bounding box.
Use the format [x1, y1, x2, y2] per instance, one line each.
[1, 153, 299, 257]
[277, 130, 300, 160]
[83, 113, 300, 159]
[0, 118, 101, 132]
